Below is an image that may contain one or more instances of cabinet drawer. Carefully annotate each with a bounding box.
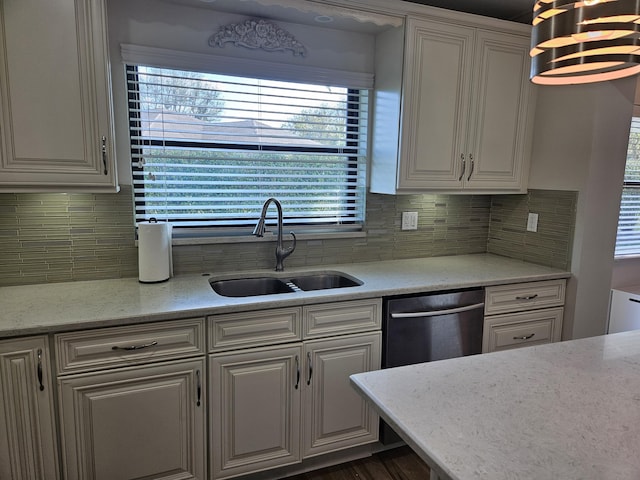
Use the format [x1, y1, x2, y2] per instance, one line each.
[208, 307, 302, 352]
[55, 318, 205, 374]
[303, 299, 382, 339]
[482, 307, 564, 353]
[485, 279, 566, 315]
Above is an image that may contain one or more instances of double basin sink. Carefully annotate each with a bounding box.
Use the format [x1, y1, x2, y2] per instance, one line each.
[210, 271, 362, 297]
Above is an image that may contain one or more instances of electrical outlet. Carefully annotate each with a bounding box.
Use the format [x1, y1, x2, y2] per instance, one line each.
[527, 213, 539, 232]
[402, 211, 418, 230]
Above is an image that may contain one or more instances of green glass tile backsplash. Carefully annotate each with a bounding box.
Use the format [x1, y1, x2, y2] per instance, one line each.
[0, 189, 138, 286]
[488, 190, 577, 270]
[0, 186, 576, 286]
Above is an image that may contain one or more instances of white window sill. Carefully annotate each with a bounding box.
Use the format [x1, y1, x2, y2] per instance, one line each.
[614, 254, 640, 262]
[171, 230, 367, 246]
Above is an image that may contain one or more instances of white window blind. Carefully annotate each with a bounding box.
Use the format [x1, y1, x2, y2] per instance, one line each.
[126, 65, 369, 234]
[616, 116, 640, 256]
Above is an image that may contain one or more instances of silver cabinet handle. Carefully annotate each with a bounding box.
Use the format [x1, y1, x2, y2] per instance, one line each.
[101, 136, 108, 175]
[391, 302, 485, 319]
[513, 333, 535, 340]
[111, 341, 158, 351]
[196, 369, 201, 407]
[458, 154, 466, 181]
[467, 154, 474, 181]
[37, 348, 45, 392]
[294, 355, 300, 390]
[515, 294, 539, 301]
[306, 352, 313, 386]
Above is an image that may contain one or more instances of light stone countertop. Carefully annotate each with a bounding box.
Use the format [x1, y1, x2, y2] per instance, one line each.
[350, 330, 640, 480]
[0, 253, 569, 338]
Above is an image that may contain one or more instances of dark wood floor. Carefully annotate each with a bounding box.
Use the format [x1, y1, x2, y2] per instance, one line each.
[283, 447, 430, 480]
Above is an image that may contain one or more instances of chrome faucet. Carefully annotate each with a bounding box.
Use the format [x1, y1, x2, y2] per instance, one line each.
[252, 198, 296, 272]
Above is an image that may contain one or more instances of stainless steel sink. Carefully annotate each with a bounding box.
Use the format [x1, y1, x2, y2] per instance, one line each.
[209, 271, 362, 297]
[210, 277, 294, 297]
[288, 273, 362, 291]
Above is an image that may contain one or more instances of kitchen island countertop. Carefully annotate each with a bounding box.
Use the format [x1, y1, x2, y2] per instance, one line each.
[350, 330, 640, 480]
[0, 253, 569, 338]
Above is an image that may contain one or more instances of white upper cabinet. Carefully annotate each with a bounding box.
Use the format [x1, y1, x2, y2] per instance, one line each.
[370, 16, 536, 194]
[0, 0, 117, 192]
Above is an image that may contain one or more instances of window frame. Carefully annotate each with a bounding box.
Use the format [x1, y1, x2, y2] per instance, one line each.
[125, 64, 370, 240]
[615, 115, 640, 258]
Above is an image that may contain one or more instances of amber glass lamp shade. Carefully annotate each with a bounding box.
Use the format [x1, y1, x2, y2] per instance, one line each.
[530, 0, 640, 85]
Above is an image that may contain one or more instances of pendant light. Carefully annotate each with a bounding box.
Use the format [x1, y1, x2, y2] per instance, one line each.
[530, 0, 640, 85]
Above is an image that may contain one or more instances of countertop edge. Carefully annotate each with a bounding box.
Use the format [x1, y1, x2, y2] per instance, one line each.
[349, 331, 640, 480]
[0, 254, 571, 339]
[349, 376, 454, 480]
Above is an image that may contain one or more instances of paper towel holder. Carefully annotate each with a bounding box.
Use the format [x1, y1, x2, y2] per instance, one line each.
[137, 218, 173, 283]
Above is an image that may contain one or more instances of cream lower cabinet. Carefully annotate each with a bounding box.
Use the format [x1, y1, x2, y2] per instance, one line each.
[0, 336, 59, 480]
[302, 333, 381, 458]
[0, 0, 117, 191]
[483, 280, 566, 353]
[55, 318, 207, 480]
[209, 299, 382, 480]
[58, 359, 206, 480]
[209, 344, 302, 479]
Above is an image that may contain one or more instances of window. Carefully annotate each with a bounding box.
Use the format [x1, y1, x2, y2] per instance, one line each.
[615, 116, 640, 256]
[126, 65, 369, 237]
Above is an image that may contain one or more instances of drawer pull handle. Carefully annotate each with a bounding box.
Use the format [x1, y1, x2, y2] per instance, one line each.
[513, 333, 535, 341]
[458, 154, 466, 181]
[37, 348, 45, 392]
[515, 294, 538, 301]
[196, 369, 201, 407]
[391, 302, 485, 318]
[307, 352, 313, 386]
[629, 298, 640, 304]
[294, 355, 300, 390]
[111, 341, 158, 351]
[101, 136, 108, 175]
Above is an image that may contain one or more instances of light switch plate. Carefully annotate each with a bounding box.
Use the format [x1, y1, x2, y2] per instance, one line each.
[527, 213, 539, 232]
[402, 211, 418, 230]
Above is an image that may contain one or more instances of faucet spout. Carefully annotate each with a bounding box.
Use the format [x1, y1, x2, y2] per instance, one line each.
[253, 198, 296, 272]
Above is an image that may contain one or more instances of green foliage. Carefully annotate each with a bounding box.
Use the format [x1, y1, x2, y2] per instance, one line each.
[130, 69, 365, 225]
[626, 127, 640, 182]
[138, 67, 224, 121]
[281, 104, 347, 146]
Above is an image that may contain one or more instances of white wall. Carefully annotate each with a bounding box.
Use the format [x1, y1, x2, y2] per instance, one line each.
[612, 257, 640, 289]
[529, 76, 636, 339]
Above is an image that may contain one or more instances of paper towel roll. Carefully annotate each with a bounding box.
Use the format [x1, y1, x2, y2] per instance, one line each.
[138, 220, 173, 283]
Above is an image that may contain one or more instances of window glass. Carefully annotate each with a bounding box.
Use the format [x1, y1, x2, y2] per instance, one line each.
[126, 65, 368, 235]
[615, 117, 640, 256]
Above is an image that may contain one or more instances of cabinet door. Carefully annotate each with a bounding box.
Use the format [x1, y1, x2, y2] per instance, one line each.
[465, 30, 534, 191]
[302, 332, 381, 458]
[0, 0, 117, 191]
[397, 17, 474, 191]
[210, 345, 302, 479]
[0, 336, 59, 480]
[58, 358, 206, 480]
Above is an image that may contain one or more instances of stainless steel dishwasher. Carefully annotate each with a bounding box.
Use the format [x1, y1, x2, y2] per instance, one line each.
[380, 287, 485, 443]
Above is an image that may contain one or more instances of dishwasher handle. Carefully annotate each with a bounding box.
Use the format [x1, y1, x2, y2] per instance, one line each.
[390, 302, 485, 319]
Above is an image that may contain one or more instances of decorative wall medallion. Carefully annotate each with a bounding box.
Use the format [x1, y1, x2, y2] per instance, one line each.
[208, 19, 307, 57]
